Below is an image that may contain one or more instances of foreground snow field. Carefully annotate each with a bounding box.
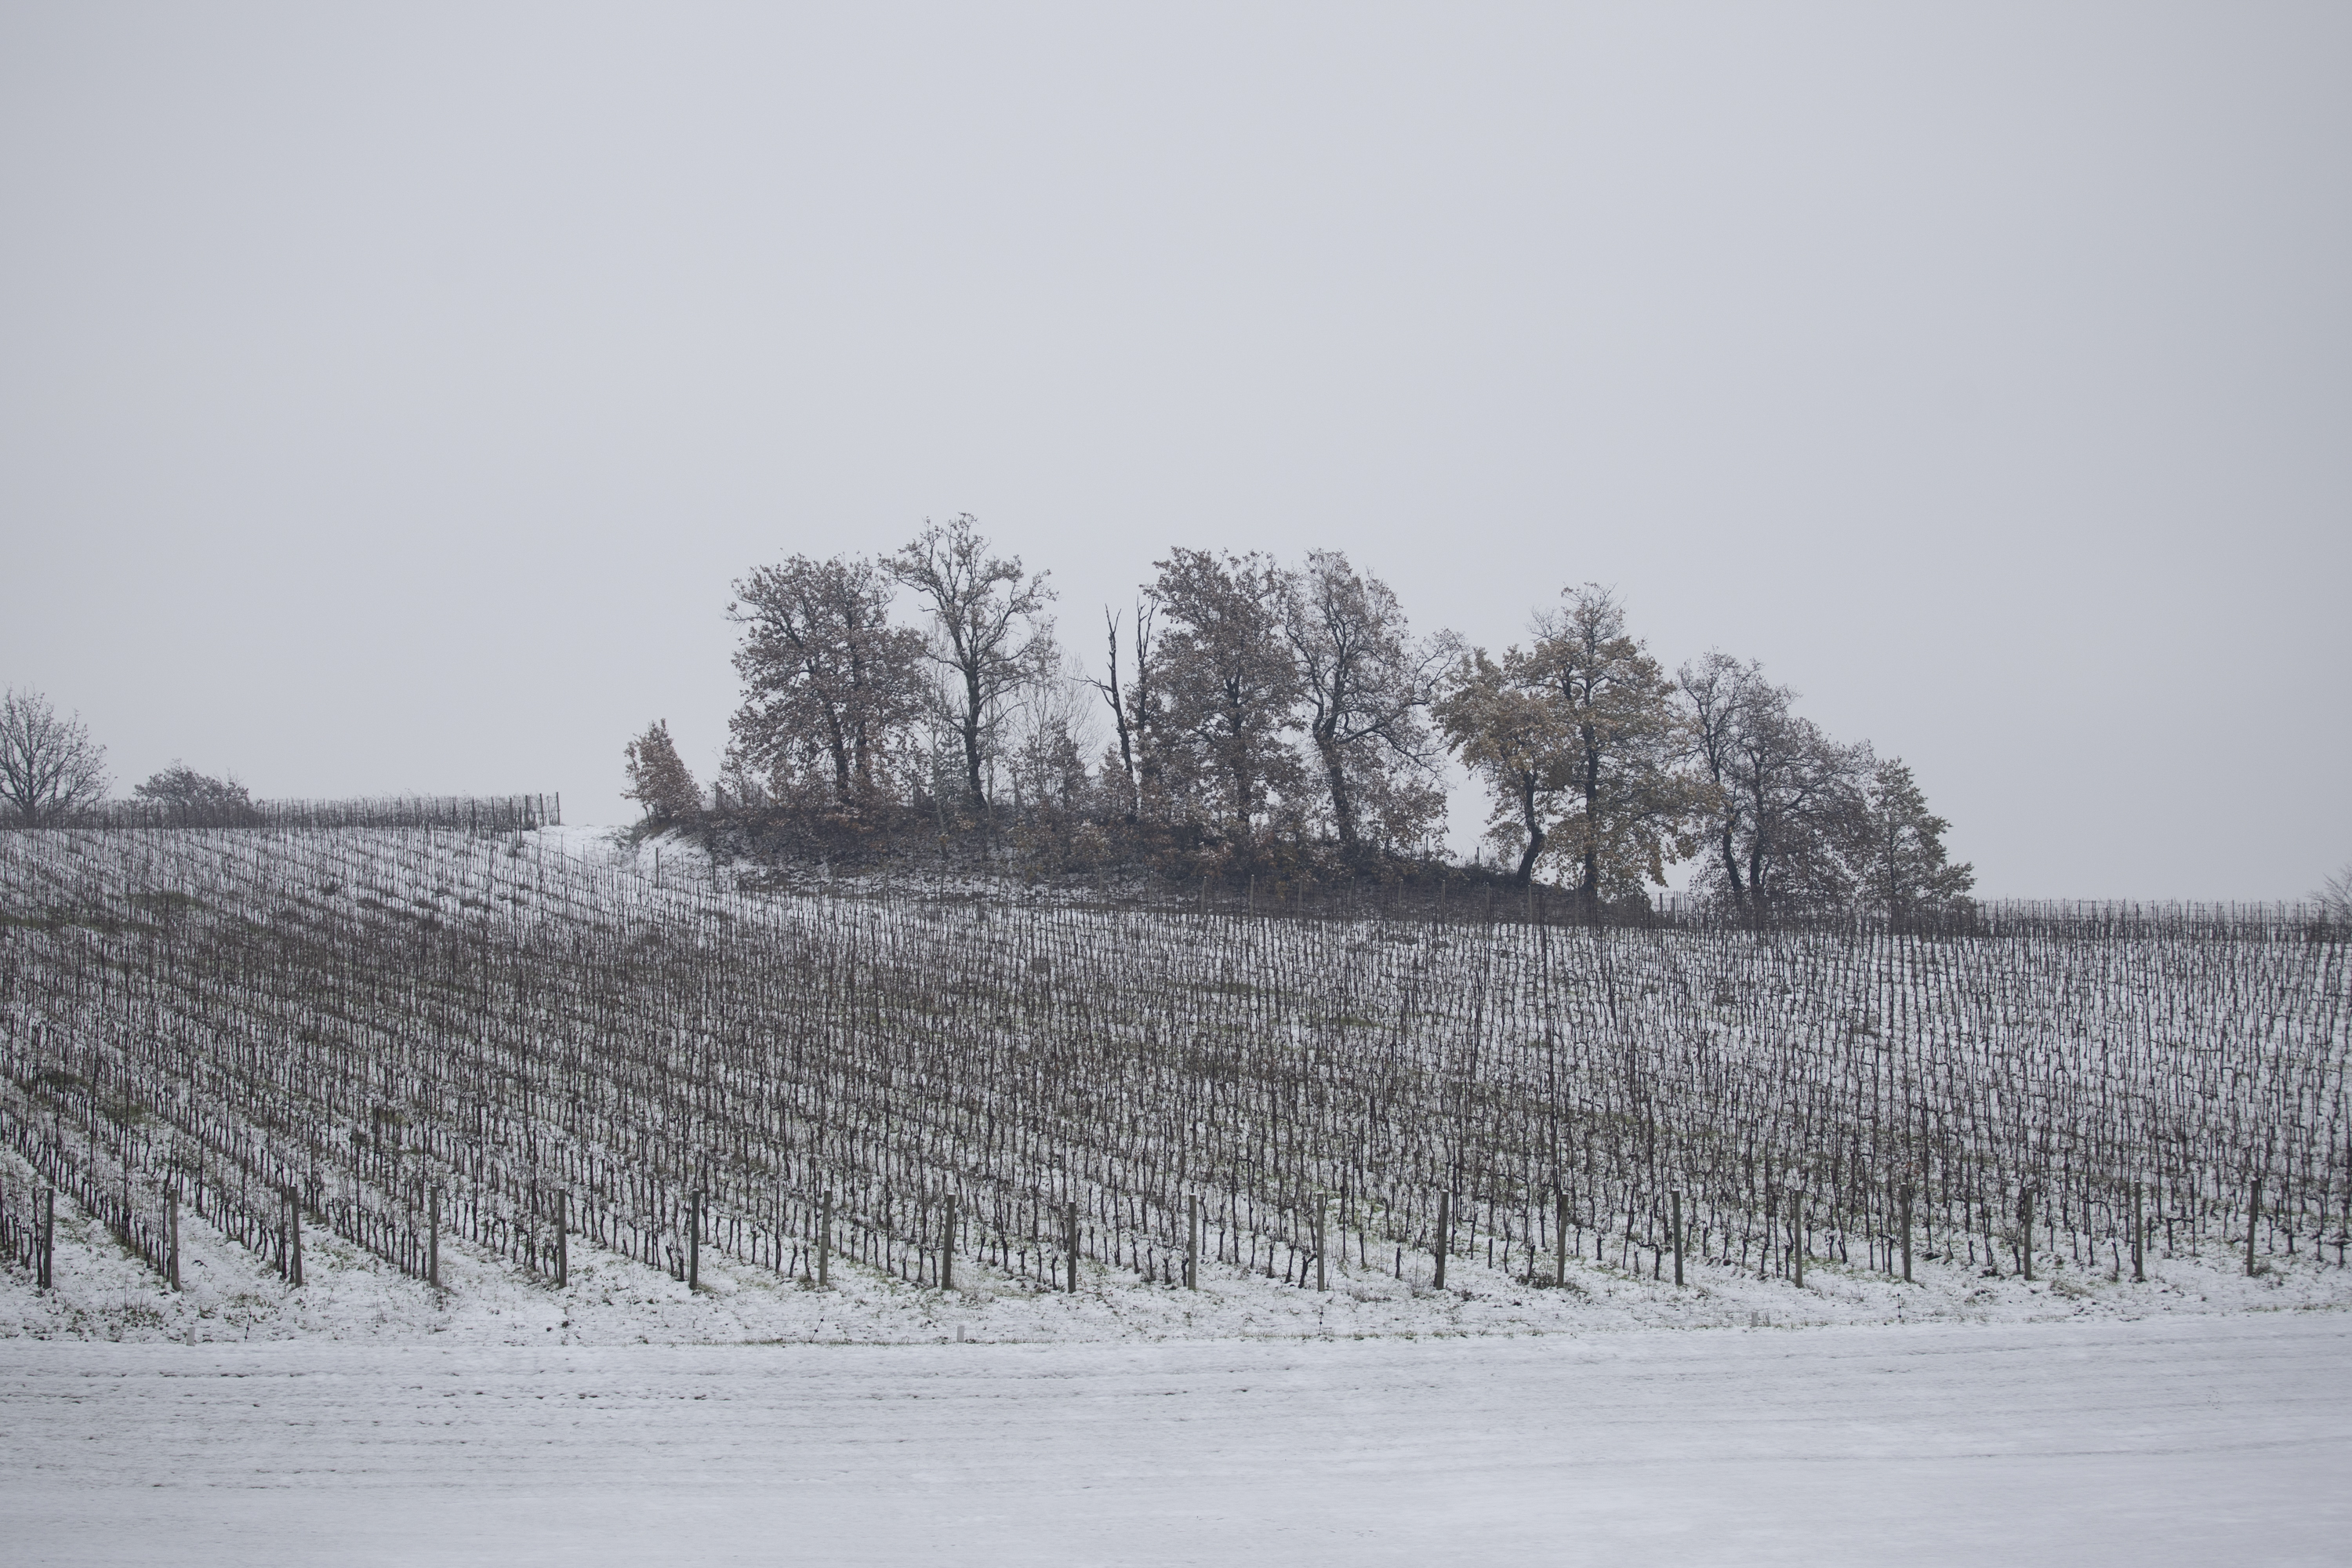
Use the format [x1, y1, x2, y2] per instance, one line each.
[4, 1315, 2347, 1567]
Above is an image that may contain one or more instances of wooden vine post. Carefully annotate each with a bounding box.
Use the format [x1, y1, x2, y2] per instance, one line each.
[1433, 1192, 1449, 1290]
[554, 1189, 568, 1288]
[1065, 1204, 1080, 1294]
[688, 1189, 702, 1290]
[288, 1188, 303, 1289]
[1554, 1189, 1569, 1289]
[2020, 1189, 2034, 1282]
[1791, 1193, 1804, 1288]
[2131, 1183, 2145, 1283]
[1670, 1191, 1684, 1287]
[1900, 1185, 1915, 1283]
[428, 1185, 441, 1288]
[1185, 1194, 1200, 1290]
[38, 1188, 54, 1290]
[940, 1192, 954, 1292]
[165, 1186, 180, 1291]
[2247, 1176, 2262, 1278]
[1314, 1196, 1328, 1292]
[817, 1192, 832, 1288]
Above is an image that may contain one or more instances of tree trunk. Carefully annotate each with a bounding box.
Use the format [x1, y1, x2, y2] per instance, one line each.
[1317, 725, 1359, 859]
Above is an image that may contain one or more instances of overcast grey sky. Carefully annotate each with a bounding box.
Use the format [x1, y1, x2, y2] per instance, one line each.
[3, 3, 2345, 898]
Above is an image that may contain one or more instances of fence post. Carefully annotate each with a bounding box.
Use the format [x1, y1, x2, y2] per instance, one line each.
[429, 1185, 441, 1287]
[1433, 1192, 1449, 1290]
[817, 1192, 832, 1288]
[2019, 1189, 2034, 1282]
[166, 1187, 180, 1291]
[38, 1187, 53, 1290]
[941, 1192, 955, 1292]
[2131, 1183, 2145, 1283]
[554, 1189, 568, 1288]
[1315, 1196, 1328, 1292]
[1065, 1204, 1080, 1294]
[688, 1190, 702, 1290]
[1555, 1189, 1569, 1288]
[1900, 1185, 1914, 1283]
[289, 1188, 303, 1288]
[1791, 1194, 1805, 1287]
[2247, 1176, 2263, 1278]
[1670, 1191, 1684, 1287]
[1185, 1194, 1200, 1290]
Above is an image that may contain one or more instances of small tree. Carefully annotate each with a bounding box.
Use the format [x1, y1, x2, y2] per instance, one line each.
[1847, 757, 1974, 920]
[132, 764, 259, 826]
[2313, 863, 2351, 920]
[0, 688, 108, 825]
[622, 720, 702, 825]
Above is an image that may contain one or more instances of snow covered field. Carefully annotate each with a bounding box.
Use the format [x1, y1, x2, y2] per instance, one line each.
[5, 1316, 2347, 1567]
[5, 1185, 2350, 1565]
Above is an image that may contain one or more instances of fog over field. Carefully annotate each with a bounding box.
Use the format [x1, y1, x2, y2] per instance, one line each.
[5, 9, 2350, 1566]
[3, 5, 2347, 898]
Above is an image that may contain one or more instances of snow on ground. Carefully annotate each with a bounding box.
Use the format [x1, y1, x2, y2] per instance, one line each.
[5, 1170, 2349, 1566]
[9, 829, 2347, 1560]
[4, 1316, 2347, 1566]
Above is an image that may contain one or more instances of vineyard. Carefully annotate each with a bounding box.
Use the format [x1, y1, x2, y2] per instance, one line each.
[1, 826, 2346, 1324]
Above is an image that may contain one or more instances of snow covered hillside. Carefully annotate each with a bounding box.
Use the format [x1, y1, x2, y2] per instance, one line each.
[2, 824, 2347, 1345]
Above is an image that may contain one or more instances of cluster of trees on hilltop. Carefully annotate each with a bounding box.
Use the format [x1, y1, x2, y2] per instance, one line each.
[628, 517, 1978, 919]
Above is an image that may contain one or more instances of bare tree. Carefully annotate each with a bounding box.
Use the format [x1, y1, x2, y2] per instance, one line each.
[0, 689, 108, 825]
[1005, 651, 1102, 836]
[890, 515, 1056, 816]
[1144, 549, 1305, 851]
[1087, 603, 1153, 825]
[2319, 863, 2352, 920]
[1679, 654, 1867, 917]
[1283, 550, 1454, 862]
[727, 555, 925, 805]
